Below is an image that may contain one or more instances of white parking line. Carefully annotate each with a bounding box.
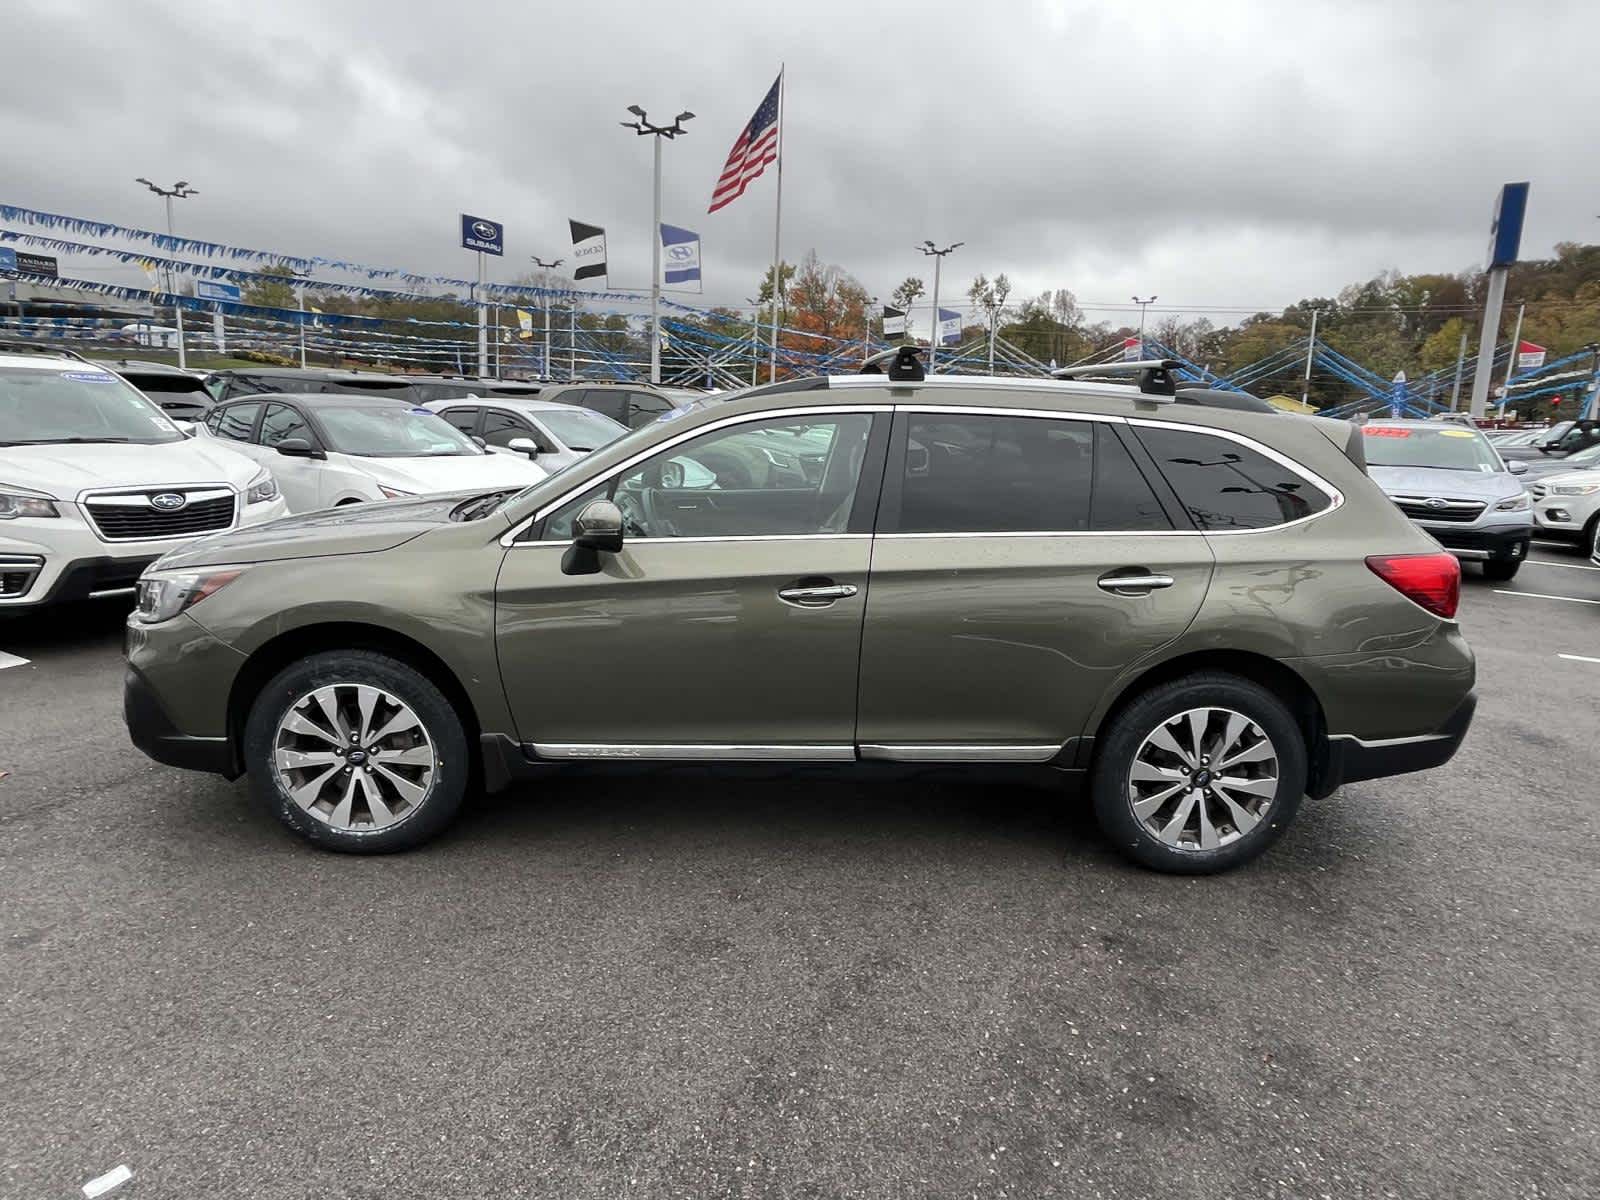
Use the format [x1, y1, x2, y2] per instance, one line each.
[1494, 589, 1600, 605]
[1525, 558, 1600, 572]
[0, 650, 30, 670]
[1557, 654, 1600, 665]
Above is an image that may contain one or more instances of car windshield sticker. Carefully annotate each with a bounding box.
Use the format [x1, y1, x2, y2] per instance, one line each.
[1363, 427, 1411, 437]
[1438, 428, 1477, 438]
[61, 371, 115, 383]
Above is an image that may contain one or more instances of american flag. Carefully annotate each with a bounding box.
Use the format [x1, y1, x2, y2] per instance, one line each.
[707, 72, 782, 214]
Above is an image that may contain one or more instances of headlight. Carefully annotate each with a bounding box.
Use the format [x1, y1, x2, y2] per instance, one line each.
[378, 485, 415, 499]
[1551, 483, 1600, 496]
[133, 566, 246, 624]
[245, 470, 279, 505]
[1495, 492, 1531, 511]
[0, 485, 60, 520]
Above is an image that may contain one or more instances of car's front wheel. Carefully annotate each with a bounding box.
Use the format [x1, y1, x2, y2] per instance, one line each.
[1091, 674, 1307, 874]
[243, 650, 469, 852]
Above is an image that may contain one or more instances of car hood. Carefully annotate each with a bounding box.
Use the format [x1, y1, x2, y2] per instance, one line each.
[149, 493, 486, 570]
[1532, 467, 1600, 489]
[1367, 465, 1523, 501]
[338, 452, 545, 494]
[0, 437, 259, 498]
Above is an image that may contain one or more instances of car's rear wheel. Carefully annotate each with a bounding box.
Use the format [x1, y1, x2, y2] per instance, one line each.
[243, 650, 469, 852]
[1091, 674, 1306, 874]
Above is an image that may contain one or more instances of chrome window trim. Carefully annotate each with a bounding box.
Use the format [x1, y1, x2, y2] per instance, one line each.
[510, 533, 872, 549]
[502, 403, 890, 546]
[532, 742, 856, 762]
[503, 398, 1341, 545]
[859, 743, 1061, 763]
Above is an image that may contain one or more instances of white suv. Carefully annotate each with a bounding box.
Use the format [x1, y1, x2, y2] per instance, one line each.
[0, 347, 289, 610]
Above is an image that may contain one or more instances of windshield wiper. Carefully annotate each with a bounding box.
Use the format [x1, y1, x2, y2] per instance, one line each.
[450, 489, 517, 522]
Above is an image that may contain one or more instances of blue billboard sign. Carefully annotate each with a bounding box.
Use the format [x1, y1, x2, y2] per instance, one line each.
[194, 280, 242, 302]
[460, 213, 504, 256]
[1486, 182, 1529, 270]
[0, 247, 14, 271]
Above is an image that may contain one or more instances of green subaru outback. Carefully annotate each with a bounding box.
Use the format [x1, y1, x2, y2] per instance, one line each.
[124, 356, 1475, 873]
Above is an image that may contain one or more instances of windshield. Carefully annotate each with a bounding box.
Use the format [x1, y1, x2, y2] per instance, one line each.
[1362, 424, 1505, 473]
[534, 408, 628, 452]
[1558, 442, 1600, 468]
[316, 405, 484, 457]
[0, 366, 184, 446]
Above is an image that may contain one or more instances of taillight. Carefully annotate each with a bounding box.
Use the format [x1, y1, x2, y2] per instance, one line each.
[1365, 553, 1460, 619]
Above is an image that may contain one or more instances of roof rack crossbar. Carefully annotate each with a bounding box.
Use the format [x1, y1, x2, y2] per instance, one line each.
[1050, 358, 1180, 399]
[860, 344, 926, 383]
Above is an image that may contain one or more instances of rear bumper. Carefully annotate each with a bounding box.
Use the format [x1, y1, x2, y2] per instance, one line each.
[1314, 690, 1476, 796]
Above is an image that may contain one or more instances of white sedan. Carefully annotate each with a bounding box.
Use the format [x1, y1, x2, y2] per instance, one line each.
[197, 392, 545, 511]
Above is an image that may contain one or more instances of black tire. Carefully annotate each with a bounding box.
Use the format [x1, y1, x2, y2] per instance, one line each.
[1091, 673, 1307, 875]
[1481, 552, 1523, 582]
[243, 649, 469, 853]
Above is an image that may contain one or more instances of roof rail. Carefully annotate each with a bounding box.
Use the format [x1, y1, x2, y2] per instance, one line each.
[1051, 358, 1179, 399]
[0, 339, 94, 365]
[860, 344, 926, 382]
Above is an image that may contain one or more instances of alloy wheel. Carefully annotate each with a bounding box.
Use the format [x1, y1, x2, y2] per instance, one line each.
[272, 683, 436, 832]
[1126, 707, 1279, 852]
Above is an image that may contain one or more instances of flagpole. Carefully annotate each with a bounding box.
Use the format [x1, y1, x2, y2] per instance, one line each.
[767, 65, 785, 384]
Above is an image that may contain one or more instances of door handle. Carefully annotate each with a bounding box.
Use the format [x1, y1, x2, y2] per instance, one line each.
[777, 583, 859, 608]
[1096, 570, 1175, 595]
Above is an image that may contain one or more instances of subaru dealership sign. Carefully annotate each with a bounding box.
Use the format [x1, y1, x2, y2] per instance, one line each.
[460, 214, 504, 256]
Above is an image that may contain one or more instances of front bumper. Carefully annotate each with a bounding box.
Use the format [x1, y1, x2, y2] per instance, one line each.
[124, 663, 238, 776]
[0, 495, 288, 610]
[1418, 522, 1530, 561]
[1313, 691, 1477, 797]
[1533, 499, 1599, 539]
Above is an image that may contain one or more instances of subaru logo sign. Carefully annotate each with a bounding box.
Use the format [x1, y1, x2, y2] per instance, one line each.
[150, 492, 187, 512]
[1423, 497, 1450, 510]
[460, 213, 504, 257]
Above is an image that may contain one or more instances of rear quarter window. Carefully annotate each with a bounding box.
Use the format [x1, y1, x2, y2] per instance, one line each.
[1134, 425, 1331, 531]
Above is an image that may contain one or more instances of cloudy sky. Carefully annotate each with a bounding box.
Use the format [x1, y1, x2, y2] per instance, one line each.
[6, 0, 1599, 326]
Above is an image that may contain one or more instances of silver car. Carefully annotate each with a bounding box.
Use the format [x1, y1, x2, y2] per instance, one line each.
[1362, 420, 1533, 581]
[425, 397, 629, 473]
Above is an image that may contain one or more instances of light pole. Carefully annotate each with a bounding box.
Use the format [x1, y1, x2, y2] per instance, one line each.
[531, 255, 564, 380]
[1133, 295, 1157, 357]
[135, 178, 198, 368]
[746, 297, 762, 386]
[288, 265, 314, 369]
[620, 104, 693, 384]
[918, 240, 963, 371]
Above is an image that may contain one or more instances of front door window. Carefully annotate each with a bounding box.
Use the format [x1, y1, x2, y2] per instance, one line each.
[542, 413, 874, 540]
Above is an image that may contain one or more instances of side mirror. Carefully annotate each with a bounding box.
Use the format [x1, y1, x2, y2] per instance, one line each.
[1507, 460, 1528, 475]
[562, 498, 623, 575]
[173, 420, 196, 438]
[507, 436, 540, 460]
[275, 437, 325, 460]
[470, 435, 488, 450]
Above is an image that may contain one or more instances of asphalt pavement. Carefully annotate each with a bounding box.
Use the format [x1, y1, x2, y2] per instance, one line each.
[2, 546, 1597, 1199]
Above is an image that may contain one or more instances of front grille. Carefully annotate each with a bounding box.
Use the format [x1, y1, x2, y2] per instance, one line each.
[85, 493, 235, 541]
[1393, 496, 1486, 524]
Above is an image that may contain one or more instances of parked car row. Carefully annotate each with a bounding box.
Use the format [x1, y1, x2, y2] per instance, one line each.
[0, 346, 654, 611]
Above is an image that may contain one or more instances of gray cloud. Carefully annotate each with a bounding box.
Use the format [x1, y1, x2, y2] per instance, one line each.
[7, 0, 1598, 324]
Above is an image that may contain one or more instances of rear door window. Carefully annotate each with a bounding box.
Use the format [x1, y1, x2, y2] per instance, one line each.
[882, 413, 1095, 533]
[439, 406, 480, 436]
[1135, 425, 1331, 530]
[581, 390, 628, 422]
[1090, 423, 1172, 531]
[212, 401, 261, 442]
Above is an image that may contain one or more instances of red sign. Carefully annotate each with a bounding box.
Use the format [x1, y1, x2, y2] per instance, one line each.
[1362, 426, 1412, 438]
